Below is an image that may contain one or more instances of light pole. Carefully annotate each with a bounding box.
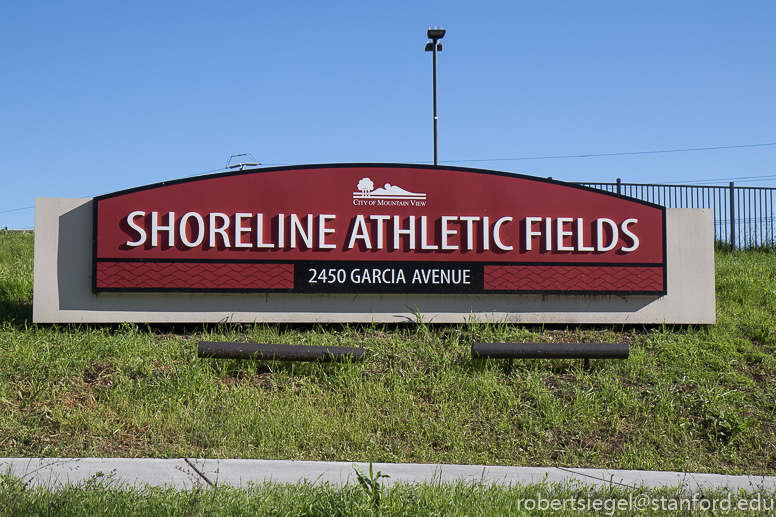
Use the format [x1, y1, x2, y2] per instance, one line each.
[425, 27, 445, 166]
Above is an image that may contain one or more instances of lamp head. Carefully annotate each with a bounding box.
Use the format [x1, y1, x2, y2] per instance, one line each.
[427, 27, 446, 40]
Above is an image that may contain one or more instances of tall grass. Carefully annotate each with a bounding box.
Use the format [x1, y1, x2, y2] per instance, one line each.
[0, 231, 33, 323]
[2, 472, 773, 517]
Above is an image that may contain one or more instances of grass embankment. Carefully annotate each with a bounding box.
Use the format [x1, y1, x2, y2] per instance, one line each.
[0, 230, 775, 474]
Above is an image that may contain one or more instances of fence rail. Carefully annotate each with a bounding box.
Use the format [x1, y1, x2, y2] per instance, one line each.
[579, 179, 776, 249]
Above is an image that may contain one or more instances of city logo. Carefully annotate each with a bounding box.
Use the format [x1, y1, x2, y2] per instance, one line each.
[353, 177, 426, 201]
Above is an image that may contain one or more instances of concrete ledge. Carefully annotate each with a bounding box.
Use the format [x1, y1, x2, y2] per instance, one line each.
[1, 458, 772, 492]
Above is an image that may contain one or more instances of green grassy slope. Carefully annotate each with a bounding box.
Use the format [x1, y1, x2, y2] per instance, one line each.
[0, 231, 774, 474]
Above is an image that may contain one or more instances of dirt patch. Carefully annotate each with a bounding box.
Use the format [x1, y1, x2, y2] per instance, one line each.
[746, 366, 776, 389]
[547, 427, 631, 461]
[61, 386, 96, 410]
[215, 369, 289, 391]
[83, 361, 115, 389]
[537, 329, 640, 347]
[250, 372, 279, 390]
[98, 425, 149, 456]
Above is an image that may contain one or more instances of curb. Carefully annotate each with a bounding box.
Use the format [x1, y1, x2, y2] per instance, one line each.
[2, 458, 774, 492]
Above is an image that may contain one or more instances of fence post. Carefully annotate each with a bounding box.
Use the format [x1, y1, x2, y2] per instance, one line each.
[729, 182, 735, 250]
[616, 178, 621, 196]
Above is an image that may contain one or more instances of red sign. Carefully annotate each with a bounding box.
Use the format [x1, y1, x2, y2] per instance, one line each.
[93, 164, 666, 294]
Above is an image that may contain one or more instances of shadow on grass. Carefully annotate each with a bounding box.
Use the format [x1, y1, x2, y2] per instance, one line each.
[0, 300, 33, 326]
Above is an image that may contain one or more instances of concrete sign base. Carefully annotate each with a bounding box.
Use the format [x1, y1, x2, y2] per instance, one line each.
[33, 198, 715, 324]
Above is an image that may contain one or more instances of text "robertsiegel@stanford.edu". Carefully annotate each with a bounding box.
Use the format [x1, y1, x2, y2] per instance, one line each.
[515, 492, 775, 515]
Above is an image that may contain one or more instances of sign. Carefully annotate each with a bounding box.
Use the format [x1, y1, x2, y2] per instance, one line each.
[93, 164, 666, 295]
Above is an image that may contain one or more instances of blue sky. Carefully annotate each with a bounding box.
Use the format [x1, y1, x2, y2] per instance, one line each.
[1, 1, 774, 229]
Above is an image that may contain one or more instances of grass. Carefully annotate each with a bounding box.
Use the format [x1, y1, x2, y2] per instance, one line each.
[1, 472, 774, 516]
[0, 231, 33, 323]
[0, 230, 775, 475]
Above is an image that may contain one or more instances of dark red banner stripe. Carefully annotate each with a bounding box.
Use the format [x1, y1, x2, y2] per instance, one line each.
[484, 265, 663, 292]
[96, 262, 294, 290]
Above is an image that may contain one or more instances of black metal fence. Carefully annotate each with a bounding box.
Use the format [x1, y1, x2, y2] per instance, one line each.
[579, 179, 776, 249]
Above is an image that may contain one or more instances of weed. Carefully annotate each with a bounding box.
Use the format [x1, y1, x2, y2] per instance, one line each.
[353, 462, 390, 507]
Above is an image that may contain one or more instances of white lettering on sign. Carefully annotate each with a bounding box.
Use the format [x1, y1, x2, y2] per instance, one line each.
[126, 211, 147, 246]
[370, 215, 390, 249]
[493, 217, 513, 251]
[256, 213, 274, 248]
[151, 211, 175, 247]
[394, 215, 415, 250]
[621, 218, 640, 252]
[556, 217, 574, 252]
[290, 214, 312, 249]
[597, 218, 618, 251]
[350, 268, 408, 284]
[460, 216, 479, 250]
[420, 216, 438, 250]
[576, 218, 594, 252]
[319, 214, 336, 249]
[441, 216, 458, 250]
[523, 216, 640, 253]
[545, 217, 552, 252]
[525, 217, 542, 251]
[348, 215, 371, 249]
[180, 212, 205, 247]
[121, 211, 642, 254]
[210, 212, 230, 247]
[235, 213, 252, 248]
[411, 269, 471, 284]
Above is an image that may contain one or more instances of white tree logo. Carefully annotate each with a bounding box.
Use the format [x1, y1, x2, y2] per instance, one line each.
[352, 177, 426, 200]
[357, 177, 375, 195]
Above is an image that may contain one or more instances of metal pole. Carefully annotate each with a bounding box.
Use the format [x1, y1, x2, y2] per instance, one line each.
[729, 181, 736, 250]
[426, 28, 445, 166]
[432, 41, 439, 165]
[198, 341, 364, 361]
[472, 342, 629, 359]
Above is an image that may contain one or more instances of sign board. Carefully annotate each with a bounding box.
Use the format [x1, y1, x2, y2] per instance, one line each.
[93, 164, 666, 295]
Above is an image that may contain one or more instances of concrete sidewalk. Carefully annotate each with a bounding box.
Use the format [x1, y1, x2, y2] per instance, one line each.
[1, 458, 774, 492]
